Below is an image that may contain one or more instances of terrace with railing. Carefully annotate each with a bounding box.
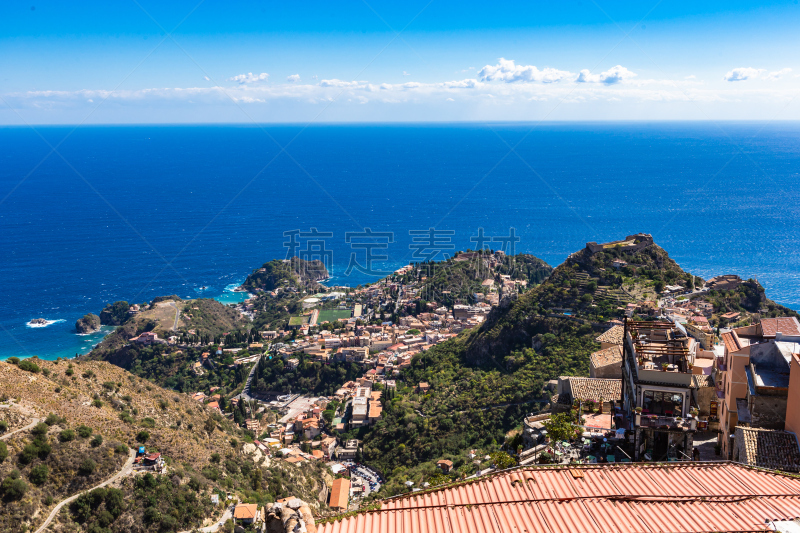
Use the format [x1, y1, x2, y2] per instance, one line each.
[626, 321, 694, 386]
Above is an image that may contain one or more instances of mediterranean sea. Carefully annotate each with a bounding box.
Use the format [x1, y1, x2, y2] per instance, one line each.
[2, 122, 800, 360]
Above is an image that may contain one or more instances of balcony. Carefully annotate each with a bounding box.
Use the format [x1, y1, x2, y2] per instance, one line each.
[638, 415, 692, 431]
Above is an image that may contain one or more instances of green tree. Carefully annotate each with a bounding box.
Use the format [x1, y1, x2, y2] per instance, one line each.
[29, 464, 49, 485]
[1, 470, 27, 500]
[542, 412, 579, 443]
[78, 458, 97, 475]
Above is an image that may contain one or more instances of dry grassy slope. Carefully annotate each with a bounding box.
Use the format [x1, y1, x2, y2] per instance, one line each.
[0, 360, 237, 470]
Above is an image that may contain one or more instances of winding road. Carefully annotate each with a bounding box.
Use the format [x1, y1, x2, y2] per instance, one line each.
[34, 449, 136, 533]
[0, 417, 40, 441]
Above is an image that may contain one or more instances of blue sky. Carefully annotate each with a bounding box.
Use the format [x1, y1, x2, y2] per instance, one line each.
[2, 0, 800, 123]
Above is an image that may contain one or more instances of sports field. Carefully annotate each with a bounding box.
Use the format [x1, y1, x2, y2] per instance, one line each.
[317, 309, 352, 322]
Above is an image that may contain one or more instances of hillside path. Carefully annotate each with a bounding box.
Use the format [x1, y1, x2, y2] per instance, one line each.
[34, 449, 136, 533]
[0, 417, 39, 441]
[177, 505, 234, 533]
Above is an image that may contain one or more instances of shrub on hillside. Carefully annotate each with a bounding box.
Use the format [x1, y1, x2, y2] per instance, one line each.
[1, 470, 27, 501]
[59, 429, 76, 442]
[29, 464, 48, 485]
[77, 425, 93, 438]
[18, 359, 41, 373]
[78, 458, 97, 476]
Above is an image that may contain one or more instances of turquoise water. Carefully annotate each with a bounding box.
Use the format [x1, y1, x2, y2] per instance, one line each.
[3, 123, 800, 360]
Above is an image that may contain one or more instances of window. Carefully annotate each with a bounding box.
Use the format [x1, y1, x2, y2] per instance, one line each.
[642, 390, 683, 416]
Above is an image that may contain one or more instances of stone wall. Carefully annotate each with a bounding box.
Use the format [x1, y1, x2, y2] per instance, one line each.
[750, 394, 788, 430]
[585, 233, 654, 255]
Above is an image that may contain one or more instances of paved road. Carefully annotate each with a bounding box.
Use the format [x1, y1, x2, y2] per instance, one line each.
[34, 449, 136, 533]
[235, 354, 262, 402]
[0, 417, 40, 441]
[168, 302, 180, 331]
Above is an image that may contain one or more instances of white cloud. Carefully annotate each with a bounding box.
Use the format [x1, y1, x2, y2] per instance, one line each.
[766, 68, 792, 80]
[403, 71, 410, 76]
[479, 58, 572, 83]
[576, 65, 637, 84]
[287, 74, 301, 83]
[403, 82, 421, 89]
[723, 67, 765, 82]
[446, 97, 454, 101]
[685, 75, 696, 80]
[203, 76, 210, 81]
[319, 79, 365, 88]
[380, 83, 392, 90]
[229, 72, 269, 84]
[442, 79, 478, 89]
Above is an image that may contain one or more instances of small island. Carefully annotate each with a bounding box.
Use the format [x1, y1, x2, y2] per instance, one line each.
[27, 318, 47, 326]
[75, 313, 101, 334]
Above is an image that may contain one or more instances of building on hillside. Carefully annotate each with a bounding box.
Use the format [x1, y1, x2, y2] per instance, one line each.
[716, 317, 800, 458]
[329, 478, 350, 510]
[233, 504, 260, 525]
[589, 345, 623, 379]
[315, 463, 800, 533]
[732, 426, 800, 472]
[620, 320, 699, 461]
[129, 331, 162, 345]
[336, 440, 360, 460]
[595, 325, 624, 350]
[436, 459, 453, 473]
[555, 376, 621, 412]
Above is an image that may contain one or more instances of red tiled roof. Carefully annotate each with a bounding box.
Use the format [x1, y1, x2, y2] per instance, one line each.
[761, 317, 800, 338]
[330, 478, 351, 510]
[318, 463, 800, 533]
[233, 503, 257, 520]
[721, 331, 742, 353]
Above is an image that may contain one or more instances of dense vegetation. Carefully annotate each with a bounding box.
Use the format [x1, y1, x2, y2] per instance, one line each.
[0, 416, 128, 533]
[360, 322, 596, 495]
[76, 313, 101, 334]
[699, 280, 800, 326]
[100, 301, 131, 326]
[251, 355, 363, 396]
[414, 252, 552, 307]
[242, 257, 328, 292]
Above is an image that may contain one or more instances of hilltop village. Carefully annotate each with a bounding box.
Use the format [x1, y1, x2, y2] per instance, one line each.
[5, 235, 800, 533]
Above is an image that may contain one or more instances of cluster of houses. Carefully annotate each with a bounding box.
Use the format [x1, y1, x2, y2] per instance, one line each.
[551, 299, 800, 469]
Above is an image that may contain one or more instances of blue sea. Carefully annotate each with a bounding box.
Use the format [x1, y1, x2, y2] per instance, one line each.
[2, 122, 800, 360]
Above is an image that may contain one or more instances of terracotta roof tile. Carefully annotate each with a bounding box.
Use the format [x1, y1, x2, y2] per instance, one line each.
[761, 317, 800, 338]
[318, 464, 800, 533]
[233, 504, 258, 520]
[595, 325, 624, 346]
[330, 478, 350, 509]
[721, 331, 742, 353]
[566, 377, 621, 403]
[590, 345, 623, 369]
[737, 426, 800, 472]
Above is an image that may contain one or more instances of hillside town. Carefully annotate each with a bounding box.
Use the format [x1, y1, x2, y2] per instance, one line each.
[177, 238, 800, 525]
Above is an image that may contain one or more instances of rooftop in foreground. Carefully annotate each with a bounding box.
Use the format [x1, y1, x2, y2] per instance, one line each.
[318, 462, 800, 533]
